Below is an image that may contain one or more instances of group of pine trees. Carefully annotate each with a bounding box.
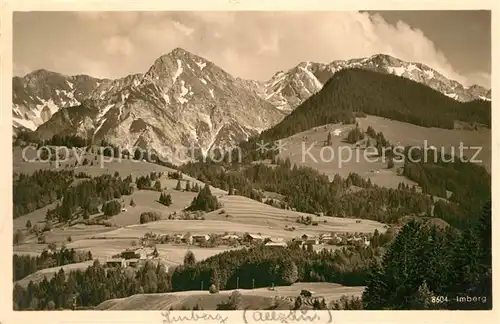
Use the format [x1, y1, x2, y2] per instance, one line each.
[45, 174, 134, 223]
[101, 200, 122, 217]
[13, 259, 170, 310]
[139, 211, 162, 224]
[188, 184, 221, 212]
[13, 247, 93, 281]
[159, 192, 172, 206]
[135, 172, 163, 190]
[13, 169, 74, 218]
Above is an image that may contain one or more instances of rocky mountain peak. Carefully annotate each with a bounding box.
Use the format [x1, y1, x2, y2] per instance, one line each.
[27, 49, 284, 162]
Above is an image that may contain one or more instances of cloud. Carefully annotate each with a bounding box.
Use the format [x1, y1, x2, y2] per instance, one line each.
[172, 21, 195, 36]
[103, 35, 135, 56]
[463, 72, 491, 88]
[13, 11, 490, 87]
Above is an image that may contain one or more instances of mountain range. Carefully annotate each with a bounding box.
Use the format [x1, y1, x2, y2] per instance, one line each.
[12, 48, 491, 158]
[258, 54, 491, 111]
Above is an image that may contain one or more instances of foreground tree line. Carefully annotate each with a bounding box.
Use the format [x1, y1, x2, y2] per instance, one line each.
[13, 259, 170, 310]
[363, 199, 491, 310]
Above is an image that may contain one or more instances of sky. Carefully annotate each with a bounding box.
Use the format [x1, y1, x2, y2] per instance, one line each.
[13, 11, 491, 88]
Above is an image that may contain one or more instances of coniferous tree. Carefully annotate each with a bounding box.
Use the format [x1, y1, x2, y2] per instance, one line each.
[183, 250, 196, 267]
[154, 180, 162, 192]
[387, 158, 395, 169]
[188, 184, 220, 212]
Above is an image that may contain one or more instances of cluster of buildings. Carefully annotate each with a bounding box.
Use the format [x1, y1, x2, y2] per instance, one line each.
[171, 233, 211, 245]
[105, 247, 158, 269]
[313, 233, 371, 247]
[132, 230, 372, 255]
[242, 232, 370, 248]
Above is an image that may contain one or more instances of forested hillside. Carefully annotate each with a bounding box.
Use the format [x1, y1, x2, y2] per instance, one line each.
[260, 68, 490, 141]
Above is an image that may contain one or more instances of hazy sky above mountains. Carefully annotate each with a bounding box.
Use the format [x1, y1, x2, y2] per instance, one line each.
[13, 11, 491, 88]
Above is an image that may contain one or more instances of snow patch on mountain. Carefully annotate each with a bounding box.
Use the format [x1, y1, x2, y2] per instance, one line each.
[388, 66, 406, 77]
[13, 117, 37, 131]
[445, 93, 459, 100]
[163, 92, 170, 104]
[424, 70, 435, 79]
[195, 61, 207, 70]
[177, 80, 189, 104]
[172, 59, 183, 84]
[299, 62, 323, 90]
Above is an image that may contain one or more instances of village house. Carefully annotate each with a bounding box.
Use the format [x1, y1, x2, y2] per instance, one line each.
[191, 234, 210, 244]
[106, 258, 126, 268]
[182, 234, 193, 245]
[330, 234, 344, 245]
[264, 241, 287, 248]
[347, 236, 370, 247]
[172, 234, 184, 243]
[133, 247, 155, 259]
[319, 234, 332, 244]
[221, 234, 240, 243]
[301, 234, 313, 241]
[305, 237, 319, 245]
[244, 233, 269, 243]
[125, 258, 140, 268]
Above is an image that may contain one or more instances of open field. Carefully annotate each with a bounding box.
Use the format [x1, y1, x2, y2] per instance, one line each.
[95, 282, 365, 310]
[14, 239, 239, 266]
[358, 115, 491, 171]
[277, 115, 491, 189]
[14, 194, 384, 272]
[99, 195, 386, 240]
[14, 193, 386, 264]
[106, 189, 199, 227]
[13, 188, 200, 232]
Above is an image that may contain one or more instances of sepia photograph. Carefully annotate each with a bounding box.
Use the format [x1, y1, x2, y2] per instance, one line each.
[6, 5, 494, 319]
